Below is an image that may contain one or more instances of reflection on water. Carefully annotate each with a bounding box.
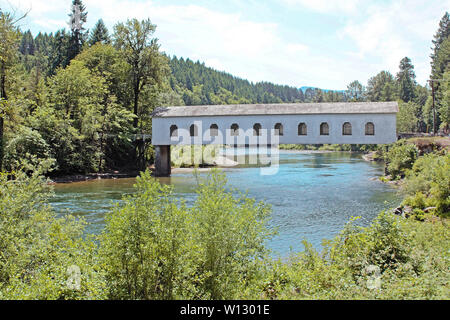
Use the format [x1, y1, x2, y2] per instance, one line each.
[51, 150, 401, 256]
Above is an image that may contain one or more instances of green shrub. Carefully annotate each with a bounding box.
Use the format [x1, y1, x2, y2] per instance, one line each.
[384, 141, 419, 179]
[99, 170, 190, 299]
[403, 153, 450, 216]
[0, 169, 105, 299]
[189, 170, 273, 299]
[3, 126, 56, 173]
[99, 169, 274, 300]
[403, 192, 429, 211]
[254, 212, 449, 300]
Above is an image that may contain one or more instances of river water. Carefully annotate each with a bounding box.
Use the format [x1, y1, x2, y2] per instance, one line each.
[50, 150, 401, 256]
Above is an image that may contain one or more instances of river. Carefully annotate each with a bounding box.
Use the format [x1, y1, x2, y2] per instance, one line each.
[50, 149, 402, 256]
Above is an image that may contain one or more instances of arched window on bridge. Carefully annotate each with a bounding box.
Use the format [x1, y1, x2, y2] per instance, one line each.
[170, 125, 178, 138]
[231, 123, 239, 136]
[320, 122, 329, 135]
[210, 124, 218, 137]
[253, 123, 262, 136]
[190, 124, 198, 137]
[298, 123, 307, 136]
[365, 122, 375, 135]
[274, 123, 283, 136]
[342, 122, 352, 135]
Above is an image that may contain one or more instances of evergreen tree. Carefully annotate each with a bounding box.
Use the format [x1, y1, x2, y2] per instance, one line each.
[48, 29, 70, 75]
[34, 32, 51, 56]
[429, 12, 449, 133]
[396, 57, 416, 102]
[68, 0, 88, 61]
[89, 19, 110, 45]
[440, 70, 450, 131]
[19, 30, 35, 55]
[430, 12, 449, 82]
[366, 71, 397, 102]
[346, 80, 365, 101]
[304, 88, 314, 102]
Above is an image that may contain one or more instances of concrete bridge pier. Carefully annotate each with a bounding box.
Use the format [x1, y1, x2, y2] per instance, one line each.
[154, 145, 171, 177]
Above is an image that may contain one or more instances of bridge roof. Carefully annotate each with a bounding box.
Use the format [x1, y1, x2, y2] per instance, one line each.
[152, 102, 398, 118]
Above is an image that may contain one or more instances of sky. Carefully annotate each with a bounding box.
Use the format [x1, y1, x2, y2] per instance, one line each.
[1, 0, 449, 90]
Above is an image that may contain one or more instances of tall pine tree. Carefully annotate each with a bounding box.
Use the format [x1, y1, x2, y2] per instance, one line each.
[48, 29, 70, 75]
[366, 71, 397, 102]
[396, 57, 416, 102]
[68, 0, 87, 61]
[430, 12, 449, 82]
[429, 13, 449, 132]
[89, 19, 110, 45]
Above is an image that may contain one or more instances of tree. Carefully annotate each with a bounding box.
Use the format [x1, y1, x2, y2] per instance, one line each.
[113, 18, 169, 169]
[366, 71, 397, 102]
[45, 59, 134, 173]
[68, 0, 88, 62]
[430, 12, 449, 83]
[3, 126, 55, 172]
[73, 44, 135, 170]
[396, 57, 416, 102]
[0, 10, 21, 169]
[397, 101, 421, 133]
[48, 29, 70, 75]
[89, 19, 110, 45]
[433, 36, 450, 131]
[113, 19, 169, 128]
[19, 30, 34, 55]
[346, 80, 365, 101]
[439, 70, 450, 132]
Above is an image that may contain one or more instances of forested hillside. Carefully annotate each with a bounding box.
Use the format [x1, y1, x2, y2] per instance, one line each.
[170, 56, 306, 105]
[0, 1, 448, 175]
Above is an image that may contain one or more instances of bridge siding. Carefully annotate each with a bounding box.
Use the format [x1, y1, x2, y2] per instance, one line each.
[152, 113, 397, 146]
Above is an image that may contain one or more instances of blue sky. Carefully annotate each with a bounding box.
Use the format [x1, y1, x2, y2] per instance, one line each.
[1, 0, 449, 89]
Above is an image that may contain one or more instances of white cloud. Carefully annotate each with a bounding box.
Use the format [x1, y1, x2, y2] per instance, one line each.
[339, 0, 450, 85]
[84, 0, 317, 86]
[281, 0, 365, 15]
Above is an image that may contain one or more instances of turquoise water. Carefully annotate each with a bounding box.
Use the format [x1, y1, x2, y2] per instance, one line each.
[50, 150, 401, 256]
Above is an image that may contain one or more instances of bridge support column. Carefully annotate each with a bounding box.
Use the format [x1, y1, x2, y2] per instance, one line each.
[154, 145, 171, 177]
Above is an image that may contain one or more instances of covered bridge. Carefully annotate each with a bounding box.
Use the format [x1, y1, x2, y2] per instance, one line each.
[151, 101, 398, 176]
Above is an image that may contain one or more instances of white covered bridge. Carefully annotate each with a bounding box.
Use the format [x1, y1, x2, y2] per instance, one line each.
[151, 102, 399, 176]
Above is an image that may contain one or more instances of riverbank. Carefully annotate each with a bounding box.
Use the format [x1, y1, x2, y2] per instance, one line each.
[380, 139, 449, 219]
[48, 171, 141, 184]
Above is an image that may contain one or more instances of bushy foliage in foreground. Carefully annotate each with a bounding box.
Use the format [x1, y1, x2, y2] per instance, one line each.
[257, 213, 449, 299]
[0, 170, 105, 299]
[100, 170, 273, 299]
[382, 139, 449, 218]
[403, 153, 450, 217]
[0, 169, 448, 300]
[384, 140, 419, 179]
